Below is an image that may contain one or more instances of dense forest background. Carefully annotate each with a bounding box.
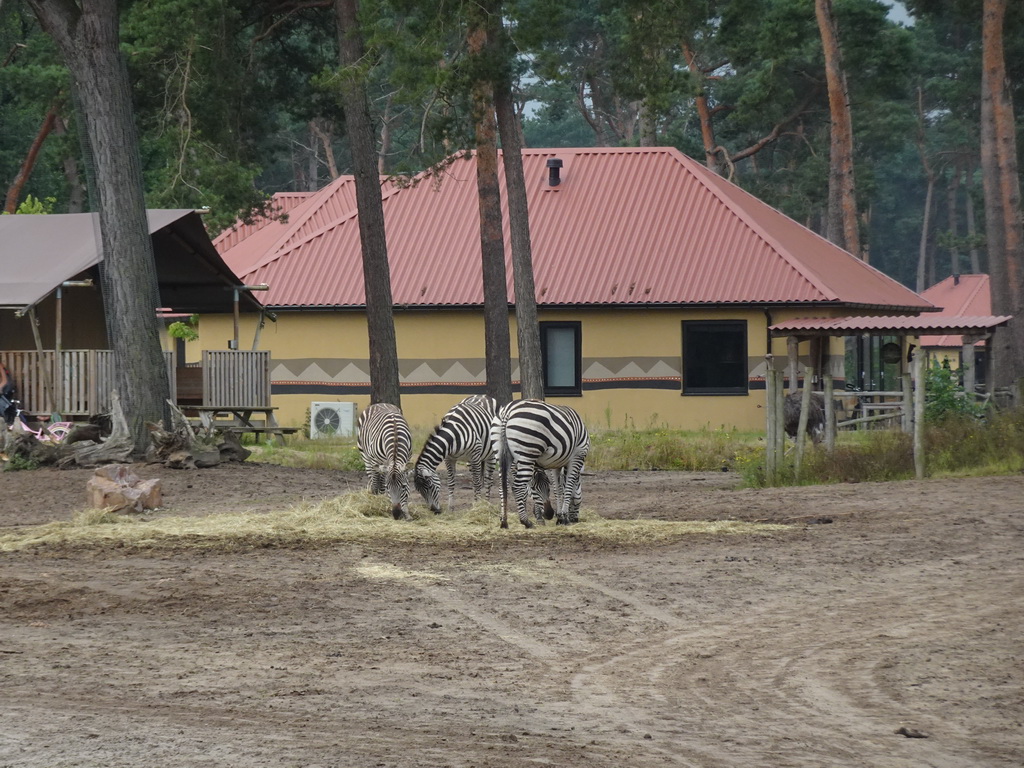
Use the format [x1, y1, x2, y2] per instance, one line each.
[2, 0, 1021, 293]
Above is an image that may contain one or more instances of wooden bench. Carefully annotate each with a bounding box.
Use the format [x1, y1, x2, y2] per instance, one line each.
[221, 425, 300, 443]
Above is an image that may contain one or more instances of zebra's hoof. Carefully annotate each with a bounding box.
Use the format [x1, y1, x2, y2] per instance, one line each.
[500, 520, 509, 529]
[522, 520, 534, 529]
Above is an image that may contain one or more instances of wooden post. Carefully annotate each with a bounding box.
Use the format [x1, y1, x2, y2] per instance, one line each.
[913, 349, 925, 480]
[961, 337, 978, 396]
[232, 288, 240, 350]
[765, 358, 777, 483]
[902, 373, 913, 433]
[787, 337, 799, 394]
[824, 372, 836, 450]
[794, 364, 814, 480]
[252, 311, 265, 351]
[774, 368, 786, 475]
[55, 285, 63, 415]
[27, 307, 55, 415]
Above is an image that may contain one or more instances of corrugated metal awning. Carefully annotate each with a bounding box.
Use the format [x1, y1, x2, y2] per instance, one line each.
[770, 315, 1012, 337]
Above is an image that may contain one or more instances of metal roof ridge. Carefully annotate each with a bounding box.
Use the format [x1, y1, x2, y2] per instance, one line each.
[238, 178, 364, 280]
[669, 151, 841, 303]
[256, 175, 357, 261]
[239, 174, 416, 281]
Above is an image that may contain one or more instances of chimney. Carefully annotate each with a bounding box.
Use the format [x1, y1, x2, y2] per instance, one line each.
[953, 273, 960, 286]
[546, 158, 563, 187]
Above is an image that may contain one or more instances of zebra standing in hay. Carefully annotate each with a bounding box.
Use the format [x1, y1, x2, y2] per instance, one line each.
[357, 402, 413, 520]
[413, 394, 497, 514]
[492, 399, 590, 529]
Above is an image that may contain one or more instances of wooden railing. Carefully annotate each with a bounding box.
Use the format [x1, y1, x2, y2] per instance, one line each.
[0, 349, 269, 417]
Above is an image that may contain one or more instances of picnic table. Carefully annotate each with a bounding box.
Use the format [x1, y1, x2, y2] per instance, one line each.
[190, 406, 297, 445]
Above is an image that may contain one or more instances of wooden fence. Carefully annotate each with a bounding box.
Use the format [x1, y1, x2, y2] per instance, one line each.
[0, 349, 269, 417]
[201, 350, 271, 408]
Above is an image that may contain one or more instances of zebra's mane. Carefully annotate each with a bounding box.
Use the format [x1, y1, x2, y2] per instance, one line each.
[413, 424, 444, 469]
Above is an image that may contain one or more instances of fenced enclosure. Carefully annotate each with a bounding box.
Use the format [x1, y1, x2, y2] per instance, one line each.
[0, 349, 269, 418]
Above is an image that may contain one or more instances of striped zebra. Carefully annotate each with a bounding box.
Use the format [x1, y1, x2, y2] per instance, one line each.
[413, 395, 497, 514]
[492, 399, 590, 529]
[357, 402, 413, 520]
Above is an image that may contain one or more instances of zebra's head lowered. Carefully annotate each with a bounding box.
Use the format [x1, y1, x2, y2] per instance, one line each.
[412, 427, 443, 514]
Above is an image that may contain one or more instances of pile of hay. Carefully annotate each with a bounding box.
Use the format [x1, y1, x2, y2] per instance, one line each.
[0, 491, 788, 552]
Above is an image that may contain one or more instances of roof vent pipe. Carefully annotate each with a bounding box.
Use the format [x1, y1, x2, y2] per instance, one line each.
[546, 158, 563, 186]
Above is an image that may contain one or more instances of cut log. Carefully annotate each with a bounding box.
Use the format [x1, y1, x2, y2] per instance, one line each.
[86, 464, 162, 512]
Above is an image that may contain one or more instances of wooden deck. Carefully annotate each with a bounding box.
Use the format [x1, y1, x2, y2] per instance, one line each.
[0, 349, 272, 420]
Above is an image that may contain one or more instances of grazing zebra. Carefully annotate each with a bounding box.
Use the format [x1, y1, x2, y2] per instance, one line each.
[492, 399, 590, 529]
[357, 402, 413, 520]
[413, 395, 497, 514]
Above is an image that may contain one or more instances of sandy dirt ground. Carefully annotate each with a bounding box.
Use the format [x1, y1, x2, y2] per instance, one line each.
[1, 461, 1022, 767]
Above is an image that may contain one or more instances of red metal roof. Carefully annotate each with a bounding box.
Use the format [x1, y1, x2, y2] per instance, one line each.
[213, 192, 313, 273]
[918, 274, 992, 347]
[220, 147, 934, 312]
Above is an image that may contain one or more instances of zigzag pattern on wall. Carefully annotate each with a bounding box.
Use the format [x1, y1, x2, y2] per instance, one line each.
[269, 356, 842, 395]
[270, 357, 684, 392]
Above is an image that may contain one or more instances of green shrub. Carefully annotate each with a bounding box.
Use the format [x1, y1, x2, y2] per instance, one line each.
[926, 408, 1024, 475]
[924, 360, 986, 422]
[2, 454, 41, 472]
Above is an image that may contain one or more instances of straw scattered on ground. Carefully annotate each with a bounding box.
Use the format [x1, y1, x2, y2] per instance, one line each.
[0, 490, 788, 552]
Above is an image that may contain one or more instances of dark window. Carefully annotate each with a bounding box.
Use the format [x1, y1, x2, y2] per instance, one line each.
[540, 321, 582, 396]
[683, 320, 748, 394]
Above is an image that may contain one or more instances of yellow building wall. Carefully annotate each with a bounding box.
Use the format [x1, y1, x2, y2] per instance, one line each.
[195, 307, 846, 434]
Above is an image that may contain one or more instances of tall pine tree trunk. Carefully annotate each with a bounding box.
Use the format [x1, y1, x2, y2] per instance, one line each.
[4, 102, 61, 213]
[493, 12, 543, 402]
[964, 158, 982, 273]
[336, 0, 401, 406]
[917, 171, 935, 292]
[947, 162, 961, 277]
[29, 0, 169, 455]
[683, 41, 718, 171]
[815, 0, 860, 257]
[981, 0, 1024, 390]
[468, 10, 513, 405]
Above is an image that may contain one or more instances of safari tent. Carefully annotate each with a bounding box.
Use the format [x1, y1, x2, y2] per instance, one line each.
[0, 209, 264, 418]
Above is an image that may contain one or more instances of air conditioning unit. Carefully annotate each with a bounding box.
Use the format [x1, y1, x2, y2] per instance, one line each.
[310, 401, 356, 439]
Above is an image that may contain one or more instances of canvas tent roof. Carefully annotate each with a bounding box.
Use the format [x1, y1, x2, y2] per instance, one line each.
[0, 210, 263, 313]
